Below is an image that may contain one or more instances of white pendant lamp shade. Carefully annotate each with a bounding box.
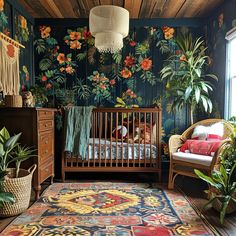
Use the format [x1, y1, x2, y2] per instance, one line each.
[89, 5, 129, 53]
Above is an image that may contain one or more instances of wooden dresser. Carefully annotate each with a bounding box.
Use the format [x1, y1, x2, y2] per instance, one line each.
[0, 108, 56, 199]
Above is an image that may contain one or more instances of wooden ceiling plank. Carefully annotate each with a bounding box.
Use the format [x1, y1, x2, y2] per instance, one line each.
[151, 0, 167, 18]
[196, 0, 223, 17]
[18, 0, 41, 18]
[54, 0, 77, 18]
[76, 0, 87, 17]
[176, 0, 207, 18]
[139, 0, 156, 18]
[39, 0, 64, 18]
[23, 0, 51, 18]
[160, 0, 185, 18]
[125, 0, 142, 18]
[68, 0, 80, 17]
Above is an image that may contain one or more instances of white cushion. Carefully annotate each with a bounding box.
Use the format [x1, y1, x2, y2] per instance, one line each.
[191, 125, 208, 140]
[208, 122, 224, 139]
[172, 152, 213, 167]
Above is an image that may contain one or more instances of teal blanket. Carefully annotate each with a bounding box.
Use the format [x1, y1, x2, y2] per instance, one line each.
[64, 106, 94, 159]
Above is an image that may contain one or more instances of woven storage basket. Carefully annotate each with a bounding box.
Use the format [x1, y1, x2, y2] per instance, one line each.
[0, 164, 36, 217]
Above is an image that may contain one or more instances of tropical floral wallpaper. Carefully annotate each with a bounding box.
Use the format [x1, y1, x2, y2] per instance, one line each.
[0, 0, 33, 90]
[205, 0, 236, 117]
[34, 21, 205, 150]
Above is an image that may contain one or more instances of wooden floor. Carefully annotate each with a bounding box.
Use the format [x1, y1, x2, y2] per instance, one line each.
[0, 174, 236, 235]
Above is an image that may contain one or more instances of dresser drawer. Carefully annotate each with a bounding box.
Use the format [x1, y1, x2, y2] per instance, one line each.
[39, 161, 53, 183]
[38, 132, 53, 162]
[39, 119, 53, 132]
[38, 110, 54, 120]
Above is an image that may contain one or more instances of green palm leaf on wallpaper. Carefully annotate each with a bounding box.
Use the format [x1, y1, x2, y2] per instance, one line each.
[39, 58, 52, 71]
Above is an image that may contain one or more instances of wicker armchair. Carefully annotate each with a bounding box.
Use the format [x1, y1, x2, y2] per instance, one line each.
[168, 119, 233, 189]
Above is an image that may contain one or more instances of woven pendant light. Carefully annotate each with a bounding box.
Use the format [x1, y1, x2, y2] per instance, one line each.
[89, 5, 129, 53]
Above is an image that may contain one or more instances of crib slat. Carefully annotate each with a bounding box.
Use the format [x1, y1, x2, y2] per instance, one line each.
[93, 112, 96, 167]
[158, 111, 162, 181]
[138, 112, 141, 167]
[150, 113, 153, 166]
[116, 112, 118, 167]
[110, 112, 113, 167]
[127, 112, 130, 167]
[144, 112, 146, 168]
[105, 112, 107, 167]
[99, 112, 102, 167]
[122, 113, 124, 167]
[131, 112, 134, 168]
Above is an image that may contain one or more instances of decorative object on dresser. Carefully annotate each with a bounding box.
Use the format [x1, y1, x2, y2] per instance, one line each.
[4, 94, 23, 107]
[22, 91, 35, 107]
[0, 107, 56, 200]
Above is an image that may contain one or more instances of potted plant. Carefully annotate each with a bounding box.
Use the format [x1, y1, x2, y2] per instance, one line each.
[160, 33, 218, 125]
[194, 163, 236, 225]
[0, 127, 36, 217]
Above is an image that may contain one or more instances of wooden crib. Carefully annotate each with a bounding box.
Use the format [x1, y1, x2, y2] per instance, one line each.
[61, 107, 162, 181]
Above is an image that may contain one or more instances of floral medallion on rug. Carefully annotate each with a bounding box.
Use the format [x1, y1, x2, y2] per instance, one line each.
[1, 182, 217, 236]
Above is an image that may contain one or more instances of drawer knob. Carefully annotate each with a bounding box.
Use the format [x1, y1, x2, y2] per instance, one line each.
[45, 140, 48, 144]
[45, 150, 48, 154]
[45, 124, 48, 127]
[45, 168, 49, 172]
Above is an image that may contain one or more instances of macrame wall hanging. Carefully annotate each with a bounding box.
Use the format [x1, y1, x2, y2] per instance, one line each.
[0, 32, 25, 96]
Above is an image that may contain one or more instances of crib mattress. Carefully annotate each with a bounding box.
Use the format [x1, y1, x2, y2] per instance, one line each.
[83, 138, 157, 160]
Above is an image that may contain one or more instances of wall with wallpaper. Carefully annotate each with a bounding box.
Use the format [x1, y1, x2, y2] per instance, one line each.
[0, 0, 34, 89]
[205, 0, 236, 118]
[34, 19, 205, 141]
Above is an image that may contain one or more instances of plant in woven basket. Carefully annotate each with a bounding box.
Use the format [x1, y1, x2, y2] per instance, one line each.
[0, 127, 35, 177]
[0, 170, 15, 208]
[194, 163, 236, 225]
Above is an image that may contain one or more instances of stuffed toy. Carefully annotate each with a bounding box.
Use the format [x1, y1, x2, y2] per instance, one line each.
[112, 125, 128, 140]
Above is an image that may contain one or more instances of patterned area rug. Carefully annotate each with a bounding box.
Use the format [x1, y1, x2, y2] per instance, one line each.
[1, 182, 217, 236]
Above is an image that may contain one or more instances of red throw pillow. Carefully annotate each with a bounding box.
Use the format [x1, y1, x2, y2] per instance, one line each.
[179, 139, 222, 156]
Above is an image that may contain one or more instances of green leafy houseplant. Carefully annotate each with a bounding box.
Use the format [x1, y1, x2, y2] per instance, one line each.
[160, 33, 218, 125]
[0, 127, 35, 178]
[0, 170, 15, 208]
[194, 163, 236, 225]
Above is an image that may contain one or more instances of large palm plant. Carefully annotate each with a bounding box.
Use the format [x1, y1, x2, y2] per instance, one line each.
[160, 33, 218, 124]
